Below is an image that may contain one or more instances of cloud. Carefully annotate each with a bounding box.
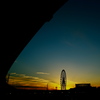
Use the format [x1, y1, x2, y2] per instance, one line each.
[15, 85, 47, 90]
[10, 73, 25, 77]
[36, 72, 49, 75]
[8, 73, 50, 89]
[8, 73, 77, 90]
[10, 73, 16, 75]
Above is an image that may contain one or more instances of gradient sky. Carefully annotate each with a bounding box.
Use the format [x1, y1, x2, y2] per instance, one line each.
[8, 0, 100, 90]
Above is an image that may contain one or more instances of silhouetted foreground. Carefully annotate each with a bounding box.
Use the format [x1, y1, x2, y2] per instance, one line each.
[1, 85, 100, 99]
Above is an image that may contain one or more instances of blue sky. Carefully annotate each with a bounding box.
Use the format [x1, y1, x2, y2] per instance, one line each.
[8, 0, 100, 89]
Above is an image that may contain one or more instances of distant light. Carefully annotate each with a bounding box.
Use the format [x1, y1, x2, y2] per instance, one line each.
[9, 92, 12, 95]
[49, 92, 51, 94]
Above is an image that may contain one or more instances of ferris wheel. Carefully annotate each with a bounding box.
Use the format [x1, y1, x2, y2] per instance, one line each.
[60, 69, 66, 90]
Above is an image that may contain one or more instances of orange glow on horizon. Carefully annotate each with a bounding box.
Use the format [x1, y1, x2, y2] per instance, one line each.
[7, 73, 100, 90]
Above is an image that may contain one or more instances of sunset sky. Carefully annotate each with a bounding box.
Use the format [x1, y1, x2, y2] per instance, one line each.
[8, 0, 100, 90]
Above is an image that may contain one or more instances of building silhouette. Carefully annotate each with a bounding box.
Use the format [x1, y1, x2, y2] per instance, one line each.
[75, 83, 91, 88]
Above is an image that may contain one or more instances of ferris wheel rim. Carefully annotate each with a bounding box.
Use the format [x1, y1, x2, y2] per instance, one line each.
[60, 69, 67, 90]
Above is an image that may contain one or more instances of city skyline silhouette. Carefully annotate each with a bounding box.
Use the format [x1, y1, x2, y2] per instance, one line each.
[7, 69, 100, 90]
[4, 73, 100, 99]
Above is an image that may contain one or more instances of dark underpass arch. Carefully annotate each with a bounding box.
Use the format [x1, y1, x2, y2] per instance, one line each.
[0, 0, 68, 91]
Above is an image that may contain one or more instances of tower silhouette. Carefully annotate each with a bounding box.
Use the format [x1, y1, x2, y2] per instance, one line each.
[47, 84, 48, 90]
[60, 69, 66, 90]
[6, 73, 10, 84]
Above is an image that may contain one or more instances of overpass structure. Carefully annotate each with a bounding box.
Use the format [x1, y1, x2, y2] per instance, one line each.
[0, 0, 68, 91]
